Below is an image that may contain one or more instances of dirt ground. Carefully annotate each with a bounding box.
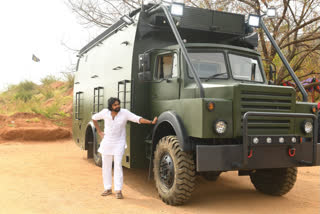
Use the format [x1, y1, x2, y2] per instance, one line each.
[0, 140, 319, 214]
[0, 113, 71, 141]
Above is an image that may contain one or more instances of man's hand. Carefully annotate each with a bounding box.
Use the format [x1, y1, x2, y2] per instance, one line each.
[139, 117, 158, 125]
[98, 131, 104, 139]
[93, 120, 104, 139]
[152, 117, 158, 124]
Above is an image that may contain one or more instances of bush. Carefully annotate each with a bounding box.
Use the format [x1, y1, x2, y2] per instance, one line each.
[39, 86, 54, 100]
[61, 72, 74, 89]
[15, 90, 34, 102]
[14, 81, 37, 102]
[40, 75, 60, 86]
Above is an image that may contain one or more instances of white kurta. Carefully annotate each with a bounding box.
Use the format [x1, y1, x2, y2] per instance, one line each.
[91, 108, 141, 155]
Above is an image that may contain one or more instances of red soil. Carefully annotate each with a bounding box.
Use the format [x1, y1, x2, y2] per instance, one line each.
[0, 112, 71, 142]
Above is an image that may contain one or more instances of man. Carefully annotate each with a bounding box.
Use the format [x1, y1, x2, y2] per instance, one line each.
[92, 97, 157, 199]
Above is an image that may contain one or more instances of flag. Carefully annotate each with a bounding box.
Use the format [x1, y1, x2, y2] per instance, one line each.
[32, 54, 40, 62]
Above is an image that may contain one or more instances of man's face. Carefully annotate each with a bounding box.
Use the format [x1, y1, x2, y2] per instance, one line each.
[111, 101, 121, 112]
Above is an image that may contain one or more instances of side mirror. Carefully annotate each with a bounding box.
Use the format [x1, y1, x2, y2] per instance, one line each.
[139, 53, 150, 72]
[138, 71, 152, 81]
[269, 64, 276, 81]
[251, 63, 256, 81]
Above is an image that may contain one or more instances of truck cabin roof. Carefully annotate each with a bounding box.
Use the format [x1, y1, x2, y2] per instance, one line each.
[79, 5, 257, 56]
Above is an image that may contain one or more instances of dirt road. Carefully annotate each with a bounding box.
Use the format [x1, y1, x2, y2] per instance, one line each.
[0, 140, 319, 214]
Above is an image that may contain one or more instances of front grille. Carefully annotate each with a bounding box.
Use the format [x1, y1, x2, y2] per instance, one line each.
[240, 90, 292, 112]
[239, 89, 294, 134]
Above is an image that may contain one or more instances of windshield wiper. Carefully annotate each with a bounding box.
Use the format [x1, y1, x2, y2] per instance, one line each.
[204, 73, 227, 82]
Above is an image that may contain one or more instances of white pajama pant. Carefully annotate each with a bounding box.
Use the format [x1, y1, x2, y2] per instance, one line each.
[102, 154, 123, 191]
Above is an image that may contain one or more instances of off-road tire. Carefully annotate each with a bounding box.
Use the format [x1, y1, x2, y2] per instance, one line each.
[318, 112, 320, 143]
[87, 141, 94, 159]
[93, 137, 102, 167]
[153, 136, 196, 206]
[250, 167, 297, 196]
[201, 171, 222, 181]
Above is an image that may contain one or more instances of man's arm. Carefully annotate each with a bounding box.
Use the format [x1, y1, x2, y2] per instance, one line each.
[93, 120, 104, 139]
[92, 109, 107, 139]
[139, 117, 158, 125]
[126, 109, 158, 125]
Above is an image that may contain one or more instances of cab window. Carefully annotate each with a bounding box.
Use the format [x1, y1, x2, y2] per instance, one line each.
[188, 52, 228, 79]
[155, 53, 178, 80]
[229, 54, 264, 82]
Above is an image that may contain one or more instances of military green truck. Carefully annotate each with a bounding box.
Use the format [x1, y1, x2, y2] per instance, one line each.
[73, 2, 320, 205]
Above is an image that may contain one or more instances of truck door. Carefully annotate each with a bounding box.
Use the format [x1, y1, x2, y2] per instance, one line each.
[151, 52, 180, 100]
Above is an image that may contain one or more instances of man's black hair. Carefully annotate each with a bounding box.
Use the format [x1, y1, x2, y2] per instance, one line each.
[108, 97, 121, 111]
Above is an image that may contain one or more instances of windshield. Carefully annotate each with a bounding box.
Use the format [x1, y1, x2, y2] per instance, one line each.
[229, 54, 264, 82]
[188, 52, 228, 79]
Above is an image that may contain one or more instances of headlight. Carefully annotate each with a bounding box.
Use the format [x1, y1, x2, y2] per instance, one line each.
[266, 137, 272, 144]
[253, 137, 259, 144]
[170, 2, 184, 16]
[304, 121, 313, 134]
[266, 8, 276, 18]
[248, 14, 261, 28]
[279, 137, 284, 143]
[215, 120, 227, 134]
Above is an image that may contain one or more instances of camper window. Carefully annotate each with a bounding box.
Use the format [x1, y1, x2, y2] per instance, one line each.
[75, 91, 84, 120]
[155, 53, 178, 80]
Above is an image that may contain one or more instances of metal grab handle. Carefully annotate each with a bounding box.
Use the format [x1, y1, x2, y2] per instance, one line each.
[261, 20, 308, 102]
[242, 111, 317, 167]
[113, 66, 123, 70]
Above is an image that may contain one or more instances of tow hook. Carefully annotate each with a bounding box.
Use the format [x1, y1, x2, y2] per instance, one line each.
[248, 149, 253, 158]
[288, 146, 296, 157]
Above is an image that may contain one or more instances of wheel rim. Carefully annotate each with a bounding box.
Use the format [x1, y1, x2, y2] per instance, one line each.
[94, 140, 98, 156]
[93, 137, 100, 160]
[159, 153, 175, 189]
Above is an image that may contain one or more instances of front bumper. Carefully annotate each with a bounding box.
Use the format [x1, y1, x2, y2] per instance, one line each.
[196, 111, 319, 171]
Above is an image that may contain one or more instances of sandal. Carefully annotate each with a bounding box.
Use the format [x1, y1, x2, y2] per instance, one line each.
[101, 189, 112, 196]
[116, 191, 124, 199]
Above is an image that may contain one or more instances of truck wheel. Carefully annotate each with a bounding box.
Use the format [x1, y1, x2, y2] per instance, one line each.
[153, 136, 196, 205]
[201, 171, 222, 181]
[93, 137, 102, 167]
[250, 167, 297, 196]
[318, 113, 320, 143]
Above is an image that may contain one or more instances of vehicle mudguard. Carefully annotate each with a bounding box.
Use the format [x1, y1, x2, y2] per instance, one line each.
[152, 111, 190, 152]
[85, 121, 97, 150]
[148, 111, 190, 179]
